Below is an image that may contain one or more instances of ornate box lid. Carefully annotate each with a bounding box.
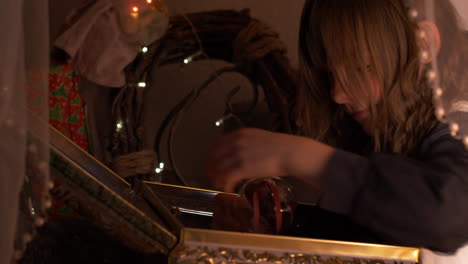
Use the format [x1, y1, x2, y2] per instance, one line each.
[49, 125, 179, 254]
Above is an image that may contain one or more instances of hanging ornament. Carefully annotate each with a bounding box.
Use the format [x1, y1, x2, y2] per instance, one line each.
[116, 0, 169, 46]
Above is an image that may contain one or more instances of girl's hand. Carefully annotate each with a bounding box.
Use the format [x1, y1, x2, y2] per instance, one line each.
[205, 128, 335, 192]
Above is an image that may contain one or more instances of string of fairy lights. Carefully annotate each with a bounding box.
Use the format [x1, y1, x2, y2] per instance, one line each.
[409, 6, 467, 146]
[114, 0, 256, 185]
[114, 1, 227, 182]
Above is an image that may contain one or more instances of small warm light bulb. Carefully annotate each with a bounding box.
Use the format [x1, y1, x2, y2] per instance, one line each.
[184, 51, 204, 65]
[44, 199, 53, 209]
[141, 46, 148, 53]
[159, 162, 164, 169]
[132, 6, 139, 13]
[418, 30, 426, 39]
[116, 121, 123, 131]
[409, 9, 419, 19]
[147, 0, 152, 3]
[434, 87, 443, 97]
[215, 121, 221, 127]
[34, 217, 45, 227]
[420, 51, 429, 62]
[138, 82, 146, 88]
[464, 136, 468, 146]
[450, 123, 460, 136]
[426, 70, 437, 81]
[435, 107, 445, 120]
[155, 168, 162, 173]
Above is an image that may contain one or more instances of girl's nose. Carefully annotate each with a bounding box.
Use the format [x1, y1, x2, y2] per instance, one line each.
[331, 81, 351, 105]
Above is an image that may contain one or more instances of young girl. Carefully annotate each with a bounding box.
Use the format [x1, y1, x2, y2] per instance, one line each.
[206, 0, 468, 256]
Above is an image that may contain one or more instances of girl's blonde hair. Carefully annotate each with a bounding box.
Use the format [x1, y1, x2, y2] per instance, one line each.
[297, 0, 437, 155]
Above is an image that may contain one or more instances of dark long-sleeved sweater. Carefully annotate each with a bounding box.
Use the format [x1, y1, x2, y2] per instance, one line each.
[319, 122, 468, 253]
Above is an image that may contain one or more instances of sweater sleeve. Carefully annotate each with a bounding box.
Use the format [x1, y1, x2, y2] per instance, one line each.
[318, 125, 468, 253]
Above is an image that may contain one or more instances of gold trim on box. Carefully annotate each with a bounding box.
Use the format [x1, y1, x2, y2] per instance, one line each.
[50, 125, 130, 186]
[170, 228, 419, 264]
[144, 181, 317, 207]
[50, 146, 150, 225]
[143, 181, 236, 196]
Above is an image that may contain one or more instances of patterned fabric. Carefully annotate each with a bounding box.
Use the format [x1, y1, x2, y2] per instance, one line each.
[49, 64, 89, 151]
[48, 64, 89, 218]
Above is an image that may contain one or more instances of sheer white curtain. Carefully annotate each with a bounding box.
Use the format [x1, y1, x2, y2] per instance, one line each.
[0, 0, 49, 262]
[408, 0, 468, 262]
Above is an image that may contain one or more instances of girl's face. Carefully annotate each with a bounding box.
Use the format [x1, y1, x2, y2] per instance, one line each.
[329, 65, 383, 134]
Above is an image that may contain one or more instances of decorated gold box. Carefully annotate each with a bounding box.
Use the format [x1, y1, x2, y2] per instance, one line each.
[49, 125, 420, 264]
